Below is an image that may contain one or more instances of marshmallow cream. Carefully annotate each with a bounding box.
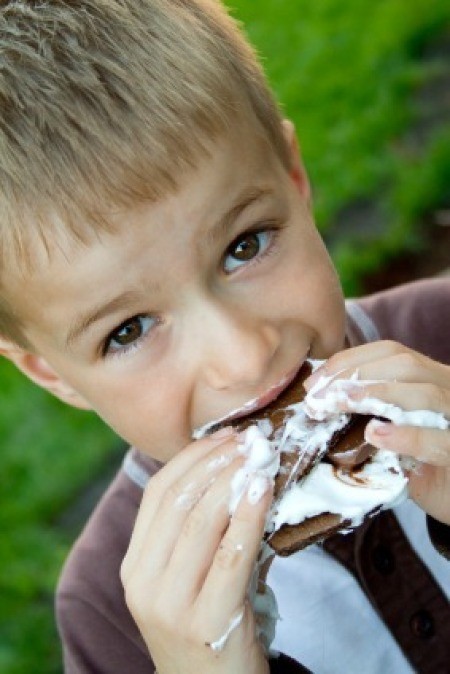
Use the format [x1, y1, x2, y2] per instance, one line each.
[197, 359, 448, 652]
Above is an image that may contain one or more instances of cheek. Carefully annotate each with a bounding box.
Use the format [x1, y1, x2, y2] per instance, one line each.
[298, 231, 343, 308]
[282, 234, 345, 351]
[281, 233, 341, 308]
[82, 371, 191, 457]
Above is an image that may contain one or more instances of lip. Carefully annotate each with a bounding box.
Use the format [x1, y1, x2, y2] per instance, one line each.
[193, 358, 308, 438]
[229, 364, 303, 422]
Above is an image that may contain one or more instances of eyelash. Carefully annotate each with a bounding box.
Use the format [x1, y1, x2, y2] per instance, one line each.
[102, 315, 160, 358]
[101, 224, 282, 358]
[222, 224, 281, 275]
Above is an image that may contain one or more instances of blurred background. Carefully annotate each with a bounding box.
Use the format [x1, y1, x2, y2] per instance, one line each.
[1, 1, 449, 672]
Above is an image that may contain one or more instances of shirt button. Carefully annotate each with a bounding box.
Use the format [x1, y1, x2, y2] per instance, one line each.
[410, 610, 435, 639]
[372, 544, 395, 575]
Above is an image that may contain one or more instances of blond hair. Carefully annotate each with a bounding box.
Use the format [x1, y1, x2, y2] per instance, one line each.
[0, 0, 289, 345]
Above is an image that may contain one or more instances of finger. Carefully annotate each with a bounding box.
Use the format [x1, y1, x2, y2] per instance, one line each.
[163, 456, 250, 604]
[330, 381, 450, 421]
[305, 342, 449, 389]
[199, 475, 273, 621]
[122, 431, 239, 580]
[366, 420, 450, 466]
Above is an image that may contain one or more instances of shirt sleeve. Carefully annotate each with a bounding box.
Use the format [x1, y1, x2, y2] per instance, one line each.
[56, 591, 154, 674]
[356, 277, 450, 365]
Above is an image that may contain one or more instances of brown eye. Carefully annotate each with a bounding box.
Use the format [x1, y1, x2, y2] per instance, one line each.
[223, 230, 272, 273]
[113, 317, 143, 345]
[105, 314, 157, 355]
[231, 233, 261, 261]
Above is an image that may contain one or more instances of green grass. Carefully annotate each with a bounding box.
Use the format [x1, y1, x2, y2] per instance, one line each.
[1, 2, 449, 672]
[0, 359, 118, 674]
[236, 0, 450, 293]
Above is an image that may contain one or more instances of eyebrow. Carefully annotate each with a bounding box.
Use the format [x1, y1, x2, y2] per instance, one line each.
[65, 186, 274, 349]
[65, 289, 142, 349]
[204, 185, 275, 246]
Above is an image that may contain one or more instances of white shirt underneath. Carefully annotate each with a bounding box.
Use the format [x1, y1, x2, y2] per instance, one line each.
[268, 499, 450, 674]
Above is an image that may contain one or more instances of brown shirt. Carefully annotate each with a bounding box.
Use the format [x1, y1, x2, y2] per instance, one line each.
[56, 279, 450, 673]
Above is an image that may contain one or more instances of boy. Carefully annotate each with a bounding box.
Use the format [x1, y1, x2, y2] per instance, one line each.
[0, 1, 449, 672]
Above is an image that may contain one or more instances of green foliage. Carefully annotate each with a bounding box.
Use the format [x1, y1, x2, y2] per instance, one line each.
[1, 2, 449, 672]
[234, 0, 450, 292]
[0, 359, 118, 674]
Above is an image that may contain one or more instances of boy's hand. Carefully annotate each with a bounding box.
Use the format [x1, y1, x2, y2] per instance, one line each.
[304, 341, 450, 525]
[120, 428, 272, 674]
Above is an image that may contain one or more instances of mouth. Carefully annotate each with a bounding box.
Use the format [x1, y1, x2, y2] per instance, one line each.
[193, 358, 309, 439]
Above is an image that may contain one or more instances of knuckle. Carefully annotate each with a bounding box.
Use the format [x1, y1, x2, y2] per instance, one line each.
[423, 383, 446, 411]
[391, 350, 418, 375]
[215, 539, 242, 570]
[182, 509, 207, 539]
[382, 340, 404, 355]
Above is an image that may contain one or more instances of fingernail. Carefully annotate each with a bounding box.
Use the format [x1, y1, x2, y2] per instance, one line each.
[247, 475, 271, 505]
[366, 419, 391, 439]
[304, 368, 325, 390]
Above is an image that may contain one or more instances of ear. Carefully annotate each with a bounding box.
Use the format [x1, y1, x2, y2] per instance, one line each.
[0, 338, 91, 410]
[281, 119, 312, 204]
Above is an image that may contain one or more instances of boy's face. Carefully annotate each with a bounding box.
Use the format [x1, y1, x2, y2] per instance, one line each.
[4, 121, 345, 462]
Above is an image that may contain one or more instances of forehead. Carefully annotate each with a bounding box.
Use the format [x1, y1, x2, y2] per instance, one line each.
[20, 121, 280, 263]
[5, 124, 287, 335]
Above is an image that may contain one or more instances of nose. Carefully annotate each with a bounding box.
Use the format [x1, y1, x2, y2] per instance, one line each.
[193, 299, 280, 391]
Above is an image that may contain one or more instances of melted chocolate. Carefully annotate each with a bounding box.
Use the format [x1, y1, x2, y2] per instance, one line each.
[208, 361, 380, 555]
[326, 415, 376, 468]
